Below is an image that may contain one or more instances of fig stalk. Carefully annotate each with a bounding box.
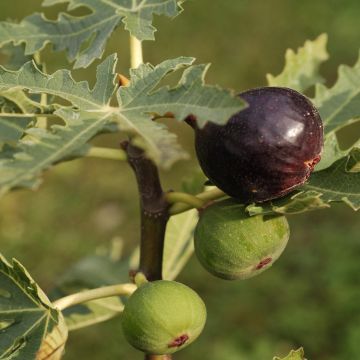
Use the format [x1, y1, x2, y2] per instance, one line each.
[146, 355, 172, 360]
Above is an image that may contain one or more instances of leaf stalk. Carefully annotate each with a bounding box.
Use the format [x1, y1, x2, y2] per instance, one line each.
[85, 147, 127, 161]
[130, 35, 144, 69]
[165, 191, 206, 209]
[169, 187, 227, 215]
[53, 283, 137, 311]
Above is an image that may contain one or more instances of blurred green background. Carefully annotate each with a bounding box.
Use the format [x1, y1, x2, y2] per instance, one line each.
[0, 0, 359, 359]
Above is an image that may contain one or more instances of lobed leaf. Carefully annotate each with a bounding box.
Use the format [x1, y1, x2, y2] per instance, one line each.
[273, 348, 306, 360]
[0, 55, 118, 195]
[0, 44, 33, 71]
[0, 89, 43, 114]
[0, 54, 118, 109]
[313, 51, 360, 171]
[0, 109, 112, 196]
[0, 254, 68, 359]
[0, 117, 32, 143]
[267, 34, 329, 92]
[314, 52, 360, 135]
[303, 149, 360, 210]
[117, 57, 246, 127]
[0, 4, 119, 69]
[316, 133, 360, 172]
[0, 0, 185, 69]
[0, 89, 44, 145]
[162, 209, 198, 280]
[42, 0, 184, 41]
[113, 0, 184, 41]
[63, 297, 124, 332]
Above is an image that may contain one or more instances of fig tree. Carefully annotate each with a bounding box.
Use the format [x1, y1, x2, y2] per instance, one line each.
[194, 198, 290, 280]
[194, 87, 323, 203]
[121, 280, 206, 355]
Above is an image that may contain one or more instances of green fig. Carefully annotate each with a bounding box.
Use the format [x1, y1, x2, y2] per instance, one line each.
[194, 198, 290, 280]
[121, 280, 206, 355]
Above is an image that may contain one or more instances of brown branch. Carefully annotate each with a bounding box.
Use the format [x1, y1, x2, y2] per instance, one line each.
[123, 141, 169, 281]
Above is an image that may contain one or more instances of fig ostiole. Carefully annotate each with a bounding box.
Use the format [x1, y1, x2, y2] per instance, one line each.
[194, 86, 323, 203]
[194, 198, 290, 280]
[121, 280, 206, 355]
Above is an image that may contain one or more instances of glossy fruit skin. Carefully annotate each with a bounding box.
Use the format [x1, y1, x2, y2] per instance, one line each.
[195, 87, 323, 203]
[194, 199, 290, 280]
[121, 280, 206, 355]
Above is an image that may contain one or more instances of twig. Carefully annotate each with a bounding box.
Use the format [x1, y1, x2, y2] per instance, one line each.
[122, 142, 169, 281]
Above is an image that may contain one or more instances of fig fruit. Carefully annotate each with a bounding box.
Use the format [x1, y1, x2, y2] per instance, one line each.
[194, 87, 323, 203]
[121, 280, 206, 355]
[194, 198, 290, 280]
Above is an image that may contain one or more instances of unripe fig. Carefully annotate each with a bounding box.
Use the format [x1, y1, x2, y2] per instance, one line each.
[194, 199, 290, 280]
[121, 280, 206, 355]
[194, 87, 323, 203]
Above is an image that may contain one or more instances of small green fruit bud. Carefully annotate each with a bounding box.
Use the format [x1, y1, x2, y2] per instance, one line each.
[121, 280, 206, 355]
[194, 198, 290, 280]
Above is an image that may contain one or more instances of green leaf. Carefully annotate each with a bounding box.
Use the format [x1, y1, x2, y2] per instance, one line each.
[0, 89, 43, 114]
[64, 297, 124, 332]
[0, 55, 117, 195]
[304, 149, 360, 210]
[0, 109, 112, 196]
[163, 209, 199, 280]
[0, 54, 118, 109]
[0, 89, 45, 145]
[247, 191, 330, 216]
[346, 148, 360, 172]
[42, 0, 184, 41]
[273, 347, 306, 360]
[0, 44, 32, 71]
[0, 254, 68, 359]
[316, 133, 360, 172]
[0, 0, 184, 69]
[314, 52, 360, 135]
[267, 34, 329, 92]
[0, 5, 119, 69]
[0, 117, 32, 143]
[115, 0, 184, 41]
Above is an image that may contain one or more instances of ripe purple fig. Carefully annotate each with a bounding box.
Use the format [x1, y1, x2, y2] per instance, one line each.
[194, 87, 323, 203]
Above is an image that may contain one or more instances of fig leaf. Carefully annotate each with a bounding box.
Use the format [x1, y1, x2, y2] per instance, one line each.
[0, 0, 185, 68]
[273, 347, 306, 360]
[267, 34, 329, 92]
[0, 254, 68, 359]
